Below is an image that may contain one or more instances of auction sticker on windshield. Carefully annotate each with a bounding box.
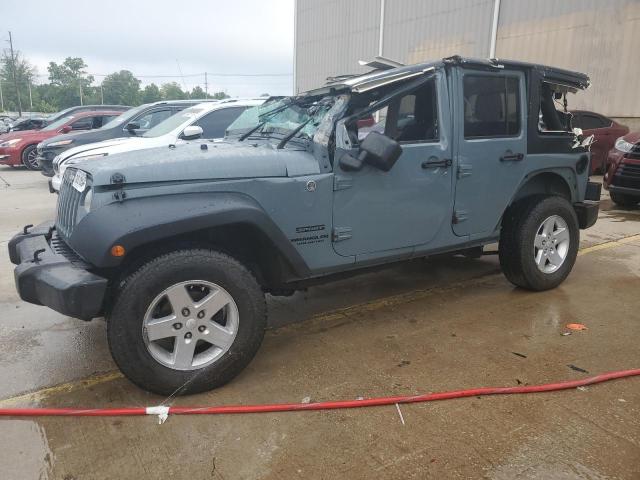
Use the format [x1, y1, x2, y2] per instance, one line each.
[72, 170, 87, 192]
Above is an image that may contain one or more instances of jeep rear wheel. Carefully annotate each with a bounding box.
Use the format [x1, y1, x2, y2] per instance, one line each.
[107, 249, 266, 396]
[610, 192, 639, 208]
[499, 196, 579, 291]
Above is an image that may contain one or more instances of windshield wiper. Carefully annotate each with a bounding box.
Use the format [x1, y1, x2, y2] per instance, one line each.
[276, 119, 312, 149]
[238, 121, 266, 141]
[238, 100, 295, 142]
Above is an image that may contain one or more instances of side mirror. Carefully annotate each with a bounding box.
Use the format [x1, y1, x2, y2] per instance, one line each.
[60, 125, 72, 134]
[125, 122, 140, 132]
[181, 125, 203, 140]
[339, 131, 402, 172]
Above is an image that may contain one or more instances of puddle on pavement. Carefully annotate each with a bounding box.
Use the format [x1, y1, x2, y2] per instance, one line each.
[0, 420, 53, 479]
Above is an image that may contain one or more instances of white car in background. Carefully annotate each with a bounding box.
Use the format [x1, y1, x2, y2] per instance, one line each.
[50, 98, 265, 191]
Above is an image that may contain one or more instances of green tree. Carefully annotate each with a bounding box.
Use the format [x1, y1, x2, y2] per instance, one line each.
[0, 50, 36, 113]
[211, 91, 229, 100]
[141, 83, 162, 103]
[160, 82, 187, 100]
[101, 70, 141, 106]
[191, 85, 206, 99]
[47, 57, 94, 108]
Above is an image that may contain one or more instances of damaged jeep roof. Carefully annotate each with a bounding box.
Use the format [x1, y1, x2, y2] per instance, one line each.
[308, 55, 589, 96]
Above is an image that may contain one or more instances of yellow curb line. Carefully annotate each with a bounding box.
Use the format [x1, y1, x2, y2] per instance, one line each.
[2, 231, 639, 407]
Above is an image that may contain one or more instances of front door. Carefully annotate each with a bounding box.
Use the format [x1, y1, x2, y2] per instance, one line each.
[332, 74, 453, 257]
[452, 69, 527, 237]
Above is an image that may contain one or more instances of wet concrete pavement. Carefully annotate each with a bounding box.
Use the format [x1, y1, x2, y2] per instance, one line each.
[0, 169, 638, 479]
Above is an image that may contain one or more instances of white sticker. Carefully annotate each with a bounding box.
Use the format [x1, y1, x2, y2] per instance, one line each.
[72, 170, 87, 192]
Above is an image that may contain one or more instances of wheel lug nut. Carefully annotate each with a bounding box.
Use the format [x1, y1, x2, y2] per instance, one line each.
[197, 311, 205, 319]
[185, 332, 192, 339]
[198, 326, 206, 333]
[173, 322, 182, 329]
[181, 308, 190, 317]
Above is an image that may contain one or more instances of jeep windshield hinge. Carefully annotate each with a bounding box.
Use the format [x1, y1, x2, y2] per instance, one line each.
[332, 227, 353, 242]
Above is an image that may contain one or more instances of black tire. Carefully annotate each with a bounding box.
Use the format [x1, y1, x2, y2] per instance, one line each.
[107, 249, 266, 396]
[499, 195, 579, 291]
[610, 192, 639, 208]
[21, 144, 40, 170]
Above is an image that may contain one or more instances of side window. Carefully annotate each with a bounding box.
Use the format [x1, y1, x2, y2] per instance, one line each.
[70, 117, 93, 130]
[463, 75, 520, 138]
[580, 114, 610, 130]
[134, 109, 174, 130]
[356, 79, 439, 144]
[196, 107, 247, 139]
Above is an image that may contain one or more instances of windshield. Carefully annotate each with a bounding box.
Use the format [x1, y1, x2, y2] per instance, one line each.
[227, 96, 337, 143]
[100, 104, 147, 129]
[142, 106, 205, 138]
[43, 115, 74, 131]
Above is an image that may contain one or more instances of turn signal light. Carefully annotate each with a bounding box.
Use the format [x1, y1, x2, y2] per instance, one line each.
[110, 245, 126, 257]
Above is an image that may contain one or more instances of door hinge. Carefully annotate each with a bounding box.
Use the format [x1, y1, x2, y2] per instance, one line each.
[332, 227, 352, 242]
[453, 210, 469, 224]
[457, 164, 472, 179]
[333, 175, 353, 191]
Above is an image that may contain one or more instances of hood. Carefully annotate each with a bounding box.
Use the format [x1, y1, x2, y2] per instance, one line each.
[0, 129, 55, 143]
[622, 131, 640, 144]
[78, 141, 320, 186]
[60, 137, 141, 161]
[40, 125, 123, 150]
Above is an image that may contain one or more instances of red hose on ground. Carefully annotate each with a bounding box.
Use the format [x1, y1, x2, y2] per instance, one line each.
[0, 368, 638, 418]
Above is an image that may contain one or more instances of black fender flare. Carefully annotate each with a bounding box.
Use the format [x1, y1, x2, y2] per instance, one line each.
[69, 192, 310, 276]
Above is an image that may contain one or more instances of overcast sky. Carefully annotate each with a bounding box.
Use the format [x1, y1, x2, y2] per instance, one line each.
[1, 0, 294, 97]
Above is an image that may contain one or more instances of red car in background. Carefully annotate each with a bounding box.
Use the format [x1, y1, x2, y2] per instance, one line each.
[603, 131, 640, 207]
[0, 110, 121, 170]
[571, 110, 629, 174]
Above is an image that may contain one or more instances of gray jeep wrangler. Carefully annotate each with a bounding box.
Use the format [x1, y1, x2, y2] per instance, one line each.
[9, 56, 600, 395]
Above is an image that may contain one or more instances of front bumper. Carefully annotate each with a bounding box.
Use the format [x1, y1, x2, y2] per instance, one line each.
[9, 222, 107, 320]
[574, 201, 599, 229]
[38, 156, 55, 176]
[0, 147, 21, 166]
[608, 185, 640, 198]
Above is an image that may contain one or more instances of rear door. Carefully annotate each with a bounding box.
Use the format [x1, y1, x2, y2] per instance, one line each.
[453, 69, 527, 237]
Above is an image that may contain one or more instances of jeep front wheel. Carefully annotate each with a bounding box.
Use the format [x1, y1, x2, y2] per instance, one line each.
[499, 196, 579, 291]
[107, 249, 266, 395]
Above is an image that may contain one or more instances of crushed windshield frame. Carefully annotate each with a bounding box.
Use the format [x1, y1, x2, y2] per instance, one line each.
[227, 96, 338, 146]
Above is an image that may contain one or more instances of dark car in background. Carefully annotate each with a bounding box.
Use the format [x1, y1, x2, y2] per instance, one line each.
[8, 117, 48, 132]
[37, 100, 215, 176]
[571, 110, 629, 174]
[603, 131, 640, 207]
[44, 104, 130, 125]
[0, 110, 121, 170]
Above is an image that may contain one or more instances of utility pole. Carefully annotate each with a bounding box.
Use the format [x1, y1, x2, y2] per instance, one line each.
[28, 81, 32, 109]
[0, 80, 4, 111]
[204, 72, 208, 99]
[100, 83, 104, 104]
[7, 31, 22, 116]
[79, 76, 83, 106]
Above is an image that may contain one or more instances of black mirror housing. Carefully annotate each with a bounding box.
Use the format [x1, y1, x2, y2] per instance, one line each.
[125, 122, 140, 131]
[359, 132, 402, 172]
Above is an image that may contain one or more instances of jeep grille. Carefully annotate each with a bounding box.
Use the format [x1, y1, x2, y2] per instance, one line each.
[56, 167, 87, 239]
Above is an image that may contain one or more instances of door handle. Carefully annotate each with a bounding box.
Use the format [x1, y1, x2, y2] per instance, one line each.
[500, 152, 524, 162]
[422, 158, 452, 169]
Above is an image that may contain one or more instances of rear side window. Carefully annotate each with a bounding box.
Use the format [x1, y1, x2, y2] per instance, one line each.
[197, 107, 247, 139]
[578, 113, 610, 130]
[464, 76, 520, 138]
